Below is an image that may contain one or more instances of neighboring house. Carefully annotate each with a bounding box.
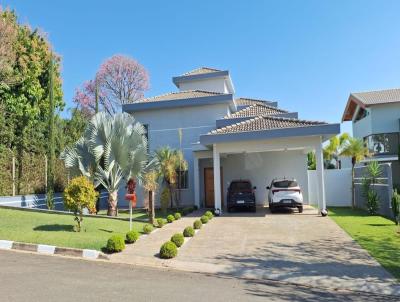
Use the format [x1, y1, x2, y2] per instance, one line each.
[122, 67, 340, 212]
[342, 88, 400, 187]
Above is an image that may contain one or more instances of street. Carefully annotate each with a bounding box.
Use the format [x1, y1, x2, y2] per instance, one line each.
[0, 250, 397, 302]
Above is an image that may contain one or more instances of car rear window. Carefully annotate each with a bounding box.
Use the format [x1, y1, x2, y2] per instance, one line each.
[273, 180, 298, 188]
[230, 182, 252, 192]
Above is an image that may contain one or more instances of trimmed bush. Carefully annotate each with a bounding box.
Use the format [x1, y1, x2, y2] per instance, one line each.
[171, 233, 184, 247]
[143, 224, 154, 234]
[167, 214, 175, 223]
[159, 241, 178, 259]
[183, 226, 195, 237]
[205, 210, 214, 219]
[200, 215, 209, 224]
[157, 218, 166, 228]
[193, 219, 202, 230]
[182, 207, 193, 215]
[174, 212, 182, 220]
[126, 230, 140, 243]
[106, 235, 125, 253]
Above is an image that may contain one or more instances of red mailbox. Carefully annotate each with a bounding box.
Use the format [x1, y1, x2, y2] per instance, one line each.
[125, 178, 137, 208]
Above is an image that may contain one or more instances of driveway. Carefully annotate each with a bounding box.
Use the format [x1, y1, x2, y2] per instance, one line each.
[172, 206, 400, 296]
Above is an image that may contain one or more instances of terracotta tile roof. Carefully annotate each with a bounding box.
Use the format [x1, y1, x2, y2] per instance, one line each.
[181, 67, 222, 76]
[210, 116, 327, 134]
[225, 104, 288, 119]
[235, 97, 275, 106]
[352, 88, 400, 106]
[133, 90, 225, 103]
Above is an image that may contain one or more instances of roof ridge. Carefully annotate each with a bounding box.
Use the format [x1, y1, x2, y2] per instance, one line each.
[261, 115, 326, 124]
[181, 67, 222, 76]
[352, 87, 400, 95]
[236, 96, 276, 103]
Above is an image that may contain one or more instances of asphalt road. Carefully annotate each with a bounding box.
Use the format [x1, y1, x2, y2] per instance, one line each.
[0, 250, 397, 302]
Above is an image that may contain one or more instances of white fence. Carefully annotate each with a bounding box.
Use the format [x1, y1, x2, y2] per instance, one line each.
[308, 169, 352, 207]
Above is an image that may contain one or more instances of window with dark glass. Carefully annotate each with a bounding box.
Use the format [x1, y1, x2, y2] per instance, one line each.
[143, 124, 149, 151]
[177, 170, 188, 189]
[364, 133, 400, 156]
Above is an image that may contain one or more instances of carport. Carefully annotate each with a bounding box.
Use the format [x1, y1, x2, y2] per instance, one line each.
[194, 116, 340, 214]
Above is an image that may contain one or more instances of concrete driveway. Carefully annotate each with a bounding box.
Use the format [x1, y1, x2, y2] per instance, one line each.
[173, 206, 400, 296]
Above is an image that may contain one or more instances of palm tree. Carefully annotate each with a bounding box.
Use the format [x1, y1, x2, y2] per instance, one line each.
[61, 112, 148, 216]
[143, 170, 159, 224]
[340, 137, 369, 208]
[323, 133, 350, 169]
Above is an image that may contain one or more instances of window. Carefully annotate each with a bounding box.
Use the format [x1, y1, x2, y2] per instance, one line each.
[143, 124, 149, 151]
[273, 180, 298, 188]
[229, 181, 252, 192]
[364, 133, 399, 156]
[177, 170, 188, 189]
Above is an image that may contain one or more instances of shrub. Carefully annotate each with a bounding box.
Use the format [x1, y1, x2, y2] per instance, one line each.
[205, 210, 214, 219]
[167, 214, 175, 223]
[183, 226, 195, 237]
[106, 235, 125, 253]
[366, 190, 379, 215]
[171, 233, 184, 247]
[182, 207, 193, 215]
[193, 220, 202, 230]
[159, 241, 178, 259]
[391, 189, 400, 225]
[63, 176, 98, 232]
[160, 187, 170, 214]
[200, 215, 209, 224]
[174, 212, 182, 220]
[126, 230, 140, 243]
[143, 224, 154, 234]
[156, 218, 166, 228]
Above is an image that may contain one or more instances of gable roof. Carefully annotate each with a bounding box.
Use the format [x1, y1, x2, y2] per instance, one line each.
[133, 90, 225, 104]
[225, 104, 288, 119]
[181, 67, 222, 76]
[235, 97, 276, 107]
[210, 116, 327, 135]
[342, 88, 400, 121]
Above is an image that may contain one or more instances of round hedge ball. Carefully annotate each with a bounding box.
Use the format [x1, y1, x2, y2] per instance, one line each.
[205, 210, 214, 219]
[167, 214, 175, 223]
[143, 224, 154, 234]
[126, 230, 140, 243]
[183, 226, 195, 237]
[106, 235, 125, 253]
[157, 218, 166, 228]
[193, 219, 202, 230]
[159, 241, 178, 259]
[171, 233, 185, 247]
[200, 215, 209, 224]
[174, 212, 182, 220]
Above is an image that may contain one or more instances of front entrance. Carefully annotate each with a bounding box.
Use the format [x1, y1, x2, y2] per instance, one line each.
[204, 167, 223, 208]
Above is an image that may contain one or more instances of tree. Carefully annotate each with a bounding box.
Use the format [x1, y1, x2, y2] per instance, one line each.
[323, 133, 350, 169]
[0, 7, 17, 85]
[143, 170, 159, 224]
[61, 112, 148, 216]
[340, 137, 369, 208]
[74, 54, 149, 116]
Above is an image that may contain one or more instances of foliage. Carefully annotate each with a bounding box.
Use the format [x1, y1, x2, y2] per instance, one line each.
[143, 223, 154, 234]
[366, 190, 379, 215]
[391, 190, 400, 225]
[0, 7, 17, 85]
[106, 235, 125, 253]
[323, 133, 350, 169]
[159, 241, 177, 259]
[160, 187, 170, 214]
[193, 220, 202, 230]
[171, 233, 184, 247]
[63, 176, 98, 232]
[205, 211, 214, 219]
[143, 169, 159, 224]
[307, 152, 316, 170]
[156, 218, 166, 228]
[61, 112, 148, 216]
[126, 230, 140, 243]
[361, 161, 382, 215]
[166, 214, 175, 223]
[183, 226, 195, 237]
[174, 212, 181, 220]
[182, 206, 195, 215]
[74, 54, 149, 116]
[200, 215, 209, 224]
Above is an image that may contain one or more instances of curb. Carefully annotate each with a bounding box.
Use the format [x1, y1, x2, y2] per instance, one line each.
[0, 240, 109, 260]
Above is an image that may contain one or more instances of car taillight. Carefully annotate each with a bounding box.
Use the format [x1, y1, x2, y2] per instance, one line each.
[272, 189, 301, 194]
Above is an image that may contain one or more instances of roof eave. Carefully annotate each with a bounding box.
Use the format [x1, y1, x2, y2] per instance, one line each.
[172, 70, 230, 88]
[341, 94, 366, 122]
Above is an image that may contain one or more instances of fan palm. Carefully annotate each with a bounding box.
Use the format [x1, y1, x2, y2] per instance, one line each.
[61, 112, 148, 216]
[340, 137, 369, 208]
[323, 133, 350, 168]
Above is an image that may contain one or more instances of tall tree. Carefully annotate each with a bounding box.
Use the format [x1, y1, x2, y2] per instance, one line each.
[323, 133, 350, 168]
[46, 55, 55, 209]
[0, 7, 17, 85]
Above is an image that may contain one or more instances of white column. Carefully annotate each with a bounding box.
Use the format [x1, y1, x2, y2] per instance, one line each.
[315, 137, 326, 213]
[193, 155, 200, 208]
[213, 144, 222, 212]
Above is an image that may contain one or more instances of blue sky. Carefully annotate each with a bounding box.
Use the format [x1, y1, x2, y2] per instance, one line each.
[4, 0, 400, 134]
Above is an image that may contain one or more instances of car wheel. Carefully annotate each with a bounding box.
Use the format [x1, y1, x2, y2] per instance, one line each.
[298, 206, 303, 213]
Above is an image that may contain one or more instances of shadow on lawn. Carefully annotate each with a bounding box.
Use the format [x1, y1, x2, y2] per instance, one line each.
[33, 224, 74, 232]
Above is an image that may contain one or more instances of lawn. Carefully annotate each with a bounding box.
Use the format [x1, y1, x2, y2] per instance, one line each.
[0, 207, 146, 251]
[329, 207, 400, 280]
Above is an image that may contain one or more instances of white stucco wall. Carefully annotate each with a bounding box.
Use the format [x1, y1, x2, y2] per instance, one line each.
[178, 78, 228, 93]
[353, 109, 372, 138]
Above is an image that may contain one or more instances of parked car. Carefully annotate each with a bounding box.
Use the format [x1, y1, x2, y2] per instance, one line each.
[267, 178, 303, 213]
[227, 180, 256, 212]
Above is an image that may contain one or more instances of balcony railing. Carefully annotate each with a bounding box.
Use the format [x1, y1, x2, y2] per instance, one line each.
[364, 133, 399, 156]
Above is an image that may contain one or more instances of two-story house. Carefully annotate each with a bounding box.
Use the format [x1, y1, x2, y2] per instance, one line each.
[122, 67, 340, 213]
[342, 88, 400, 187]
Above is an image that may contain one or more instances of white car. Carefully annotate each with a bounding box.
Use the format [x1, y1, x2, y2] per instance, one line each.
[267, 178, 303, 213]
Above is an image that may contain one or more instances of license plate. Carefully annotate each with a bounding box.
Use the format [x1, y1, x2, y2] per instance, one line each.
[282, 199, 292, 204]
[237, 200, 245, 204]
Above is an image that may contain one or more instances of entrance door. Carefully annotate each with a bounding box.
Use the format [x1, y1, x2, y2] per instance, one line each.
[204, 167, 223, 208]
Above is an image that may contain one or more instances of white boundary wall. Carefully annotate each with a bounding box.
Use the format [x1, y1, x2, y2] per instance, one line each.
[308, 169, 352, 207]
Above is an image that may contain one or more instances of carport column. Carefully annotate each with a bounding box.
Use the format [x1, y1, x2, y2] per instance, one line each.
[213, 144, 222, 213]
[315, 137, 326, 213]
[193, 155, 200, 208]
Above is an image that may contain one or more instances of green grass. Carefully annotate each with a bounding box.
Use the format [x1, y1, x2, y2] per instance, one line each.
[329, 207, 400, 280]
[0, 207, 146, 251]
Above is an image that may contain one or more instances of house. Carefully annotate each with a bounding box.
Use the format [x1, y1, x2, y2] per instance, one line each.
[122, 67, 340, 213]
[342, 88, 400, 187]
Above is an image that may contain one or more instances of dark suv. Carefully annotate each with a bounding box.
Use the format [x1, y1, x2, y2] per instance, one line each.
[227, 180, 256, 212]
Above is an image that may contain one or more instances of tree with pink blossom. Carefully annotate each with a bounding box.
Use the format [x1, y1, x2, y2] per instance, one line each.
[74, 54, 149, 116]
